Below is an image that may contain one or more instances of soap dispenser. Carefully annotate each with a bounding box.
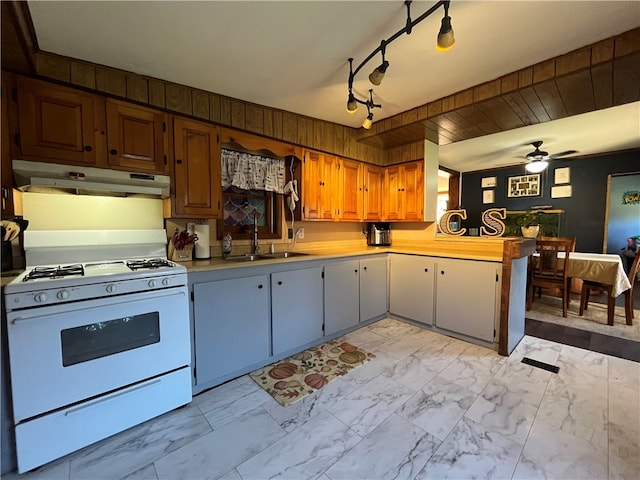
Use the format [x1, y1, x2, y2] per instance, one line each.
[222, 232, 232, 258]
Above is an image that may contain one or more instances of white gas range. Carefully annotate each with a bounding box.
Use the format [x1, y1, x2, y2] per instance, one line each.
[4, 229, 192, 473]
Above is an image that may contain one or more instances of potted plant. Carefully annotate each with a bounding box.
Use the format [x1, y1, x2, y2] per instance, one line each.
[519, 212, 540, 238]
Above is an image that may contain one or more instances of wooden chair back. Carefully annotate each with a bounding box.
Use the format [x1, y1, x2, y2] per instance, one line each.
[527, 237, 576, 317]
[533, 238, 575, 282]
[628, 250, 640, 289]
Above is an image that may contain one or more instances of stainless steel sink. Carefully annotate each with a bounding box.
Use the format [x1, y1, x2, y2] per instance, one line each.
[261, 251, 310, 259]
[224, 254, 266, 262]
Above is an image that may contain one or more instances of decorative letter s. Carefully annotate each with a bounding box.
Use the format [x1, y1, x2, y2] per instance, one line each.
[480, 208, 506, 237]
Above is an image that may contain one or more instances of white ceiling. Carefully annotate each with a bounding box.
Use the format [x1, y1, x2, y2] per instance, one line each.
[27, 1, 640, 172]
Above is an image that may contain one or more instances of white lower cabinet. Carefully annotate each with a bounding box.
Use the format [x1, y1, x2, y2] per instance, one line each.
[193, 275, 270, 386]
[360, 256, 388, 322]
[272, 267, 324, 356]
[435, 258, 500, 342]
[324, 260, 360, 336]
[389, 253, 435, 325]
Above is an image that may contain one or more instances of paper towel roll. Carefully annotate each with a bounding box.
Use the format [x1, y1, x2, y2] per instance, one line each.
[194, 224, 211, 259]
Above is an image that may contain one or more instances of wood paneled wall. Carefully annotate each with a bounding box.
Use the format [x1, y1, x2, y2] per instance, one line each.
[29, 51, 388, 166]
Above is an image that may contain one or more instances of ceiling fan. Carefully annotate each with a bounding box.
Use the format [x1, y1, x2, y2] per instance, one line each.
[524, 140, 577, 173]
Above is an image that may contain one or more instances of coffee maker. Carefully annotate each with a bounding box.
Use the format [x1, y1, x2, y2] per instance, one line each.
[367, 222, 391, 246]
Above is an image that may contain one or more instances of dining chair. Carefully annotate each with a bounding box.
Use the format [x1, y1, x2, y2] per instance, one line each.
[526, 238, 575, 317]
[579, 250, 640, 325]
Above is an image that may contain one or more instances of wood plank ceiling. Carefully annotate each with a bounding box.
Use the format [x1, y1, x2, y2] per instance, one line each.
[357, 28, 640, 149]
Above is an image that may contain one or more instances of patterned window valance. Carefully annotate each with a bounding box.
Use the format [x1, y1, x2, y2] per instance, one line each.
[221, 149, 286, 193]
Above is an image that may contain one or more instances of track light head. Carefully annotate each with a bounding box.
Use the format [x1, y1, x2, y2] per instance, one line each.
[436, 15, 455, 51]
[525, 160, 549, 173]
[346, 93, 358, 113]
[369, 60, 389, 86]
[362, 112, 374, 130]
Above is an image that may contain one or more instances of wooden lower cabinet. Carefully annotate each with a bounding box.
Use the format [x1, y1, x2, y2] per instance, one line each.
[324, 260, 360, 335]
[271, 267, 324, 355]
[359, 256, 388, 322]
[192, 275, 270, 388]
[435, 258, 499, 342]
[389, 254, 435, 325]
[173, 118, 221, 218]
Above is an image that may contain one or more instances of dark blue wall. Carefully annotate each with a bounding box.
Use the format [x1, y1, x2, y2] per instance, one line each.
[460, 150, 640, 253]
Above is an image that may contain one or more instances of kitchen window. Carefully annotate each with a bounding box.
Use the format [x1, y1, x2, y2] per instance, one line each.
[218, 186, 282, 240]
[218, 148, 287, 240]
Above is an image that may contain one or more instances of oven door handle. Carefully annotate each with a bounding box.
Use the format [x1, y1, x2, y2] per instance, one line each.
[10, 289, 186, 324]
[64, 378, 163, 416]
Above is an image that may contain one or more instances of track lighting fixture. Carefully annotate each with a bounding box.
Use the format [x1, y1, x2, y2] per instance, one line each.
[436, 1, 455, 51]
[346, 92, 358, 113]
[361, 90, 380, 129]
[362, 111, 374, 130]
[345, 1, 455, 126]
[368, 42, 389, 86]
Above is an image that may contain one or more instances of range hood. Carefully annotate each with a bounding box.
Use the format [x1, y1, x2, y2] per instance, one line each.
[12, 160, 170, 198]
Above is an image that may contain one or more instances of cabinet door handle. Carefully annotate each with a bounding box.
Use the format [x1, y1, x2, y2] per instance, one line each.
[277, 280, 283, 286]
[424, 268, 428, 272]
[84, 145, 93, 152]
[363, 266, 367, 271]
[440, 270, 445, 275]
[258, 284, 263, 289]
[176, 159, 183, 164]
[354, 269, 358, 273]
[110, 149, 118, 155]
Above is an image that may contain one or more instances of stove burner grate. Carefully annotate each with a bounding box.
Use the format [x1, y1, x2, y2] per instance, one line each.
[126, 258, 174, 271]
[23, 264, 85, 281]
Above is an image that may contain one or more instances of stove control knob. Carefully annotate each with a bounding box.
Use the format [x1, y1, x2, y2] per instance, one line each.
[57, 290, 70, 300]
[148, 280, 156, 288]
[106, 284, 117, 293]
[162, 278, 170, 286]
[34, 292, 48, 303]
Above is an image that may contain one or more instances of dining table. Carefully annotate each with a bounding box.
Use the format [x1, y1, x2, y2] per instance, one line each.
[563, 252, 632, 297]
[561, 252, 632, 324]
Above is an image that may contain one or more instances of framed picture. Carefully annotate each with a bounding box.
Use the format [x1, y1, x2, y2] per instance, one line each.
[481, 176, 497, 188]
[507, 174, 541, 198]
[482, 189, 495, 204]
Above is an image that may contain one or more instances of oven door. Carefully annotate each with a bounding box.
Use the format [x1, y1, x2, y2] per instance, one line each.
[7, 286, 190, 423]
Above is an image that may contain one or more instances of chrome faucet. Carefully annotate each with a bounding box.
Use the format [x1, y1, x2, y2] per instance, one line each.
[252, 213, 260, 254]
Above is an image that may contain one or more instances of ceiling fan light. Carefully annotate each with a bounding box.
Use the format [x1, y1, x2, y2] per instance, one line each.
[346, 93, 358, 113]
[525, 160, 548, 173]
[362, 112, 374, 130]
[368, 60, 389, 86]
[436, 16, 455, 51]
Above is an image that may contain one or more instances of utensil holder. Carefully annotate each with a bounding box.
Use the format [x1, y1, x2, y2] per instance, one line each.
[171, 244, 194, 262]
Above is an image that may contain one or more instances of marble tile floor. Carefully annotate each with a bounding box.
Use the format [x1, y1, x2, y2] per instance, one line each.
[3, 318, 638, 480]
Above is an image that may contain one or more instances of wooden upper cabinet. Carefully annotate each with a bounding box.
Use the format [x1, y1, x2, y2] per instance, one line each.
[302, 150, 335, 220]
[106, 99, 167, 174]
[363, 164, 383, 222]
[173, 117, 221, 218]
[15, 76, 103, 166]
[383, 160, 424, 221]
[402, 160, 424, 221]
[338, 158, 363, 221]
[384, 165, 402, 221]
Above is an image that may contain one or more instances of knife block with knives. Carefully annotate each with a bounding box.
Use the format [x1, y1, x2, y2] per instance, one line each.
[168, 227, 198, 262]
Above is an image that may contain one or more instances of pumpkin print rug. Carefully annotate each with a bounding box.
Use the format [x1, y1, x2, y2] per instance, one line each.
[249, 339, 375, 406]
